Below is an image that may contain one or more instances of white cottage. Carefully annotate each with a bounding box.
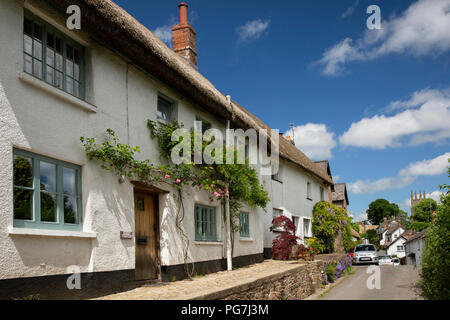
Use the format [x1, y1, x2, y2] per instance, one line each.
[0, 0, 332, 298]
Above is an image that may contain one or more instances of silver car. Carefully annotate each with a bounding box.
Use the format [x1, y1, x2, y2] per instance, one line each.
[378, 255, 394, 266]
[353, 244, 378, 265]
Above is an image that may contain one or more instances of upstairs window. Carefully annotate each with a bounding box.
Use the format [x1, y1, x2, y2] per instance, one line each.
[320, 187, 325, 201]
[23, 12, 85, 99]
[157, 96, 174, 123]
[13, 148, 82, 231]
[194, 117, 212, 134]
[307, 181, 312, 200]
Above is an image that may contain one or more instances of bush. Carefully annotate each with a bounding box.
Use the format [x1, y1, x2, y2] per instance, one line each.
[312, 201, 349, 252]
[271, 216, 300, 260]
[418, 193, 450, 300]
[305, 237, 326, 254]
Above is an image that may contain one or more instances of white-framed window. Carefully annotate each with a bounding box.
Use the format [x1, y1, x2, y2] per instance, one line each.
[194, 204, 217, 241]
[194, 116, 212, 134]
[303, 217, 312, 238]
[320, 187, 325, 201]
[272, 208, 283, 232]
[397, 245, 405, 251]
[292, 216, 300, 236]
[306, 181, 312, 200]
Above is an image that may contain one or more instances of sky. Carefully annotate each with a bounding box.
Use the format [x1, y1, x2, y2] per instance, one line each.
[113, 0, 450, 222]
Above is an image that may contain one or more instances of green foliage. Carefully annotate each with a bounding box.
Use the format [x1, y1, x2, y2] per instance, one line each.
[412, 198, 437, 223]
[326, 263, 337, 283]
[80, 129, 162, 183]
[305, 237, 326, 254]
[312, 201, 349, 252]
[419, 193, 450, 300]
[366, 199, 400, 225]
[147, 120, 269, 214]
[365, 229, 379, 248]
[397, 210, 411, 229]
[409, 221, 430, 232]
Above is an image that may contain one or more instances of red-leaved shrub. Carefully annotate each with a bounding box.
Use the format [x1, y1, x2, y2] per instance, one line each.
[270, 216, 300, 260]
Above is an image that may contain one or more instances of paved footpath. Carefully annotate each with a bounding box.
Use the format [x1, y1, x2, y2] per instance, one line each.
[95, 260, 305, 300]
[316, 265, 423, 300]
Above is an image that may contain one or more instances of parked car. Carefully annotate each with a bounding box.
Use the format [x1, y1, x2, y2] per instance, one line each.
[393, 258, 400, 266]
[353, 244, 378, 265]
[348, 247, 355, 258]
[378, 255, 394, 265]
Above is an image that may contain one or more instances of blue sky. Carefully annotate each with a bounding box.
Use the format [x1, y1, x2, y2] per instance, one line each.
[114, 0, 450, 221]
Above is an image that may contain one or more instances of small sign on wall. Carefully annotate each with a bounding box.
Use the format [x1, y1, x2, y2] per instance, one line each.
[120, 231, 133, 239]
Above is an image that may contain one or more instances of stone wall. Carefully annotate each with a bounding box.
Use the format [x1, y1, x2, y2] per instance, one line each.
[200, 254, 347, 300]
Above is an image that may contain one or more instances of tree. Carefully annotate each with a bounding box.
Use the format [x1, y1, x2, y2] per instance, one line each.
[366, 199, 400, 225]
[438, 158, 449, 194]
[419, 193, 450, 299]
[410, 198, 437, 231]
[397, 210, 411, 229]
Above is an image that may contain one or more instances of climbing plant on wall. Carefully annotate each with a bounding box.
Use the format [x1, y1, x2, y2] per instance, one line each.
[80, 120, 269, 278]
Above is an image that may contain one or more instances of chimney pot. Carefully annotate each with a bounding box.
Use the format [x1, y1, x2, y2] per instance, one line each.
[178, 2, 188, 25]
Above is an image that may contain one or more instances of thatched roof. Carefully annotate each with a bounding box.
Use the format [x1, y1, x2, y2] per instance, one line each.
[44, 0, 332, 184]
[332, 183, 349, 204]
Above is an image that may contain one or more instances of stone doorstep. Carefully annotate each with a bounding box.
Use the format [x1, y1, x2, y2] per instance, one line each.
[191, 262, 313, 300]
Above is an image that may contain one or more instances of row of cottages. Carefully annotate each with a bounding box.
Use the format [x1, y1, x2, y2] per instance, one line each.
[377, 217, 419, 259]
[0, 0, 333, 297]
[404, 229, 428, 267]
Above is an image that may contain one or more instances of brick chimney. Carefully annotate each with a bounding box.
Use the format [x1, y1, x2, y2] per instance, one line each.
[172, 2, 198, 67]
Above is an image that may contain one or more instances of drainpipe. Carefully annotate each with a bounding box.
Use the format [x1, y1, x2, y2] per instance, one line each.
[225, 189, 232, 271]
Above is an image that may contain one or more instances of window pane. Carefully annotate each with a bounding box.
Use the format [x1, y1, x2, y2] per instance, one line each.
[14, 188, 33, 220]
[46, 66, 54, 84]
[66, 44, 73, 60]
[63, 167, 76, 196]
[55, 71, 63, 89]
[46, 47, 55, 67]
[24, 34, 32, 55]
[74, 63, 80, 81]
[66, 59, 73, 77]
[33, 59, 42, 78]
[13, 156, 33, 188]
[40, 161, 56, 193]
[64, 195, 77, 224]
[157, 97, 172, 121]
[40, 192, 56, 222]
[47, 32, 54, 48]
[74, 81, 80, 98]
[66, 76, 73, 94]
[24, 18, 32, 36]
[55, 53, 63, 71]
[33, 23, 42, 40]
[33, 39, 42, 60]
[56, 37, 62, 54]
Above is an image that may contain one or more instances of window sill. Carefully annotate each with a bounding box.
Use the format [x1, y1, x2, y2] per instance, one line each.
[239, 238, 254, 242]
[18, 72, 97, 113]
[8, 227, 97, 239]
[194, 241, 223, 246]
[306, 197, 313, 201]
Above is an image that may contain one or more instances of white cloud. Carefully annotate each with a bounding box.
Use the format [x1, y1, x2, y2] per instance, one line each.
[285, 123, 337, 160]
[317, 0, 450, 76]
[339, 88, 450, 149]
[153, 25, 173, 46]
[342, 0, 360, 19]
[348, 152, 450, 194]
[353, 210, 368, 222]
[236, 19, 270, 42]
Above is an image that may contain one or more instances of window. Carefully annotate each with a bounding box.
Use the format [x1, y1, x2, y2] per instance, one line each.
[239, 212, 250, 238]
[320, 187, 325, 201]
[306, 182, 312, 200]
[292, 216, 299, 236]
[195, 117, 212, 134]
[271, 164, 282, 182]
[157, 96, 174, 122]
[23, 11, 84, 99]
[397, 245, 405, 251]
[303, 218, 311, 238]
[13, 148, 82, 230]
[272, 208, 283, 232]
[194, 204, 217, 241]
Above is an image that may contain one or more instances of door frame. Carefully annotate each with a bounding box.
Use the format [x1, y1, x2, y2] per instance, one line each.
[133, 185, 161, 281]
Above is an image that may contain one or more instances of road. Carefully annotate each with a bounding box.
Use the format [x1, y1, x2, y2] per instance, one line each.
[318, 265, 423, 300]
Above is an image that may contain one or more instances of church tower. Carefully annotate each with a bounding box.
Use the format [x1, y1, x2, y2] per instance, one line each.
[411, 191, 426, 216]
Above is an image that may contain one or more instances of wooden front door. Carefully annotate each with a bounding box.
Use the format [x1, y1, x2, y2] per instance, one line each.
[134, 191, 159, 281]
